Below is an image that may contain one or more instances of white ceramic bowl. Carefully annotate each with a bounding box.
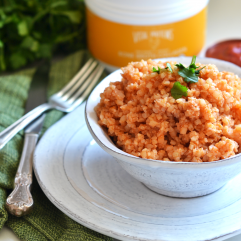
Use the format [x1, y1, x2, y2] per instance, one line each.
[85, 57, 241, 198]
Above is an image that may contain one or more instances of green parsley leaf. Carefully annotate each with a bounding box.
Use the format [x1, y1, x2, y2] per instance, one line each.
[17, 20, 29, 36]
[171, 81, 188, 99]
[189, 55, 198, 69]
[153, 64, 173, 74]
[0, 0, 86, 72]
[175, 55, 205, 83]
[153, 66, 161, 74]
[10, 52, 27, 69]
[195, 66, 206, 75]
[0, 40, 6, 71]
[21, 36, 39, 52]
[51, 10, 82, 24]
[177, 67, 198, 83]
[166, 63, 173, 73]
[175, 63, 185, 70]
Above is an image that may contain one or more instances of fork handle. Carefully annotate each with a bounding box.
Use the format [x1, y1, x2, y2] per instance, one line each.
[0, 103, 51, 150]
[5, 133, 38, 217]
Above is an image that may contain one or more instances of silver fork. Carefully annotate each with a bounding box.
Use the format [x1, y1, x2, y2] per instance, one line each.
[0, 58, 104, 150]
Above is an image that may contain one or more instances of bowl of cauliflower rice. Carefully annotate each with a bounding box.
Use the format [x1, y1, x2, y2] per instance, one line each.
[85, 56, 241, 198]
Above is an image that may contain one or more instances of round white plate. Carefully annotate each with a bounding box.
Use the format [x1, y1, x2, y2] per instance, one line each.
[34, 104, 241, 241]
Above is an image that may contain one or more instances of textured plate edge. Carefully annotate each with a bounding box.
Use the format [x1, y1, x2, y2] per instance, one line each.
[33, 105, 165, 241]
[33, 104, 241, 241]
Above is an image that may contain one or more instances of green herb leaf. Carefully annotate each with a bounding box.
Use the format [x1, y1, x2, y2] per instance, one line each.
[153, 64, 173, 74]
[51, 10, 82, 24]
[177, 67, 199, 83]
[175, 63, 185, 69]
[36, 44, 52, 58]
[189, 55, 198, 69]
[21, 36, 39, 52]
[0, 0, 86, 71]
[10, 52, 27, 69]
[195, 66, 206, 75]
[153, 66, 161, 74]
[50, 1, 68, 9]
[0, 40, 6, 71]
[175, 55, 205, 83]
[171, 81, 188, 99]
[166, 63, 173, 73]
[17, 20, 29, 36]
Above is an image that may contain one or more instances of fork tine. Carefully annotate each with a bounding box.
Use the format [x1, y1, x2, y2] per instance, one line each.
[66, 64, 99, 102]
[68, 65, 104, 107]
[60, 60, 98, 101]
[56, 58, 95, 97]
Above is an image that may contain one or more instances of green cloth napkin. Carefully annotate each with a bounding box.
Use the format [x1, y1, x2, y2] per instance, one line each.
[0, 50, 113, 241]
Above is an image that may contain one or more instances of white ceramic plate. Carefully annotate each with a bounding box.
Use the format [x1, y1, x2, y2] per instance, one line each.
[34, 103, 241, 241]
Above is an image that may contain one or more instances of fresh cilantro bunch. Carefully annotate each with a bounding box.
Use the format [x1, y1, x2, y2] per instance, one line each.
[0, 0, 86, 72]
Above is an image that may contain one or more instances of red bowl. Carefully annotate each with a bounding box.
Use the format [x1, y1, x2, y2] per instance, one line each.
[206, 39, 241, 67]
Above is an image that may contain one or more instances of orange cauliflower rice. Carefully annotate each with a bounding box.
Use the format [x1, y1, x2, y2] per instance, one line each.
[95, 59, 241, 162]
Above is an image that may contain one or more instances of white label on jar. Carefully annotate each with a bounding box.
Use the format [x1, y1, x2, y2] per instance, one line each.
[118, 51, 135, 58]
[132, 29, 173, 44]
[132, 31, 148, 43]
[150, 29, 173, 41]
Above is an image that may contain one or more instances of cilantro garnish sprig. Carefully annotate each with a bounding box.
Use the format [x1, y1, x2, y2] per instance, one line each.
[175, 56, 205, 83]
[166, 63, 173, 73]
[153, 63, 173, 74]
[153, 66, 161, 74]
[170, 56, 206, 99]
[171, 82, 188, 100]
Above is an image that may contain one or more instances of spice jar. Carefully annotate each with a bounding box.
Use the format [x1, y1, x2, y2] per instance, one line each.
[86, 0, 209, 72]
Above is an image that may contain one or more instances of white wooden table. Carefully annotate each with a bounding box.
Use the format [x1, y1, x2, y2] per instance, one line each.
[1, 0, 241, 240]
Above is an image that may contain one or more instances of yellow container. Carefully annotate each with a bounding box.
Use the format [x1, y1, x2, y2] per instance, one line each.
[86, 0, 209, 71]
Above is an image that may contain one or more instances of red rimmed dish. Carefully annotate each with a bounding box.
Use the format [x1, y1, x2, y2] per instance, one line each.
[206, 39, 241, 67]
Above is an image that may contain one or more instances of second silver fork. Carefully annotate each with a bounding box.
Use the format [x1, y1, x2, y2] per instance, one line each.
[0, 58, 104, 150]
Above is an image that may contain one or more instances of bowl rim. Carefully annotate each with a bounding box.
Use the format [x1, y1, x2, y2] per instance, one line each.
[85, 56, 241, 167]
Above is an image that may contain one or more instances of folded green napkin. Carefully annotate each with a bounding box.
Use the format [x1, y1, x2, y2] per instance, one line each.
[0, 50, 113, 241]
